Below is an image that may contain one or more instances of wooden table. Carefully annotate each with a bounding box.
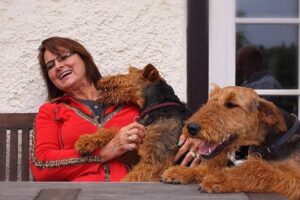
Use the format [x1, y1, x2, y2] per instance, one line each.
[0, 182, 286, 200]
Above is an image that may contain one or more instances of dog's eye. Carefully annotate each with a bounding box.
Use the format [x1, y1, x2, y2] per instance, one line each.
[99, 87, 108, 92]
[225, 101, 238, 109]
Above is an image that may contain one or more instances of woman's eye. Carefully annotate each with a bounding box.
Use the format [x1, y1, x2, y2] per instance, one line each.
[45, 61, 55, 71]
[57, 51, 73, 62]
[58, 54, 69, 61]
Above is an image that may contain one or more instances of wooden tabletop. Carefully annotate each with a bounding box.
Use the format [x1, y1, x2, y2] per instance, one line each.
[0, 182, 286, 200]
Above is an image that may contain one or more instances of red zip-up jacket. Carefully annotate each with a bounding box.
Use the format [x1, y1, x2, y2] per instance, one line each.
[30, 95, 140, 181]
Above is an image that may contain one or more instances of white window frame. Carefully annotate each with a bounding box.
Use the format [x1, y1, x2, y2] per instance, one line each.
[209, 0, 236, 89]
[209, 0, 300, 115]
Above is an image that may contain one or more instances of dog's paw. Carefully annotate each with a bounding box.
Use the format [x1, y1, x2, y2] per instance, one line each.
[123, 174, 146, 182]
[122, 172, 140, 182]
[199, 172, 233, 193]
[123, 170, 160, 182]
[161, 166, 195, 184]
[74, 134, 98, 156]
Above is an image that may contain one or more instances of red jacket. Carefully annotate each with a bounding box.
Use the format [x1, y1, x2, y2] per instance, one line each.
[30, 95, 140, 181]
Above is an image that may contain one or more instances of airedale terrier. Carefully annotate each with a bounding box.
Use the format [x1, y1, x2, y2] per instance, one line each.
[75, 64, 190, 181]
[162, 85, 300, 200]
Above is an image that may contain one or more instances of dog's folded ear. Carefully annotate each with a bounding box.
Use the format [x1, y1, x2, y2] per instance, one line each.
[142, 64, 160, 82]
[129, 66, 139, 73]
[257, 98, 287, 133]
[209, 83, 221, 98]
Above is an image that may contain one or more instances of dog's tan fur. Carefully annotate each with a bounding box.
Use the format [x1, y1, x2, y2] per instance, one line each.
[75, 64, 189, 181]
[162, 85, 300, 200]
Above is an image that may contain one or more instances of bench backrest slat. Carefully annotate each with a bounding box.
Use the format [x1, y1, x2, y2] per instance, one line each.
[9, 129, 18, 181]
[0, 113, 36, 181]
[21, 129, 30, 181]
[0, 128, 6, 181]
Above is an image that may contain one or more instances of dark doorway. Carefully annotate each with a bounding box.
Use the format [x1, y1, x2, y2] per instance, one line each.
[187, 0, 209, 112]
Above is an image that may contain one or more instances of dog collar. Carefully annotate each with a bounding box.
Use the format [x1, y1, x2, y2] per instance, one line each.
[251, 114, 300, 156]
[139, 102, 184, 120]
[267, 114, 300, 153]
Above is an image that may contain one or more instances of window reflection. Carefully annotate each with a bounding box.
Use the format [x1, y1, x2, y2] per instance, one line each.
[260, 95, 298, 115]
[236, 46, 282, 89]
[236, 24, 298, 89]
[236, 46, 283, 107]
[236, 0, 298, 18]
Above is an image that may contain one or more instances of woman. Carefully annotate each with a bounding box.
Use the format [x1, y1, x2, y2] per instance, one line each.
[31, 36, 202, 182]
[30, 36, 145, 181]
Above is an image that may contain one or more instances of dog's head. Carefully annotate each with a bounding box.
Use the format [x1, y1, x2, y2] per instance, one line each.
[183, 84, 287, 159]
[97, 64, 180, 109]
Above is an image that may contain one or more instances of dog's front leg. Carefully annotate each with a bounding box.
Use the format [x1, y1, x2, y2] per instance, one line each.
[200, 158, 300, 200]
[123, 164, 161, 182]
[75, 128, 117, 156]
[123, 160, 172, 182]
[161, 165, 209, 184]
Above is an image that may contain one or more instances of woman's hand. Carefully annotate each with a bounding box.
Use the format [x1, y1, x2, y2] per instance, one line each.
[99, 122, 145, 162]
[174, 134, 203, 167]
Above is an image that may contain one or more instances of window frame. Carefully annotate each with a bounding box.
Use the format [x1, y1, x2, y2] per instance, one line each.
[209, 0, 300, 115]
[187, 0, 209, 112]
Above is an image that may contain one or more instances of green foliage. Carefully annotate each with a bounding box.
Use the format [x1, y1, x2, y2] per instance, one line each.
[236, 32, 298, 114]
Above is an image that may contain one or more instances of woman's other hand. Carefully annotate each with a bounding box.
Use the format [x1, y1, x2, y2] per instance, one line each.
[174, 133, 203, 167]
[100, 122, 145, 162]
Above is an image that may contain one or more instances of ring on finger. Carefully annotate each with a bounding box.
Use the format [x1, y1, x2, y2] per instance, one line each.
[128, 143, 133, 151]
[195, 153, 201, 160]
[188, 151, 196, 158]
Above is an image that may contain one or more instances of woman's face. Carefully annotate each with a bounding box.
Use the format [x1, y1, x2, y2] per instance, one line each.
[44, 49, 89, 93]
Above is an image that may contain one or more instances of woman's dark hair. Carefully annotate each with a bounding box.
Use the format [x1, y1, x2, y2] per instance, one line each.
[38, 36, 102, 100]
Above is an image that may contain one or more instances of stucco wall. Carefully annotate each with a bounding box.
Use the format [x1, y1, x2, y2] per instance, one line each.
[0, 0, 187, 113]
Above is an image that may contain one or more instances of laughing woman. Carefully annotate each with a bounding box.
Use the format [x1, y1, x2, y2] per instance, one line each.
[30, 36, 145, 181]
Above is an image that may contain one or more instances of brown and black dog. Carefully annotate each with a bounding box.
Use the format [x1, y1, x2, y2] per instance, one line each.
[75, 64, 190, 181]
[162, 85, 300, 200]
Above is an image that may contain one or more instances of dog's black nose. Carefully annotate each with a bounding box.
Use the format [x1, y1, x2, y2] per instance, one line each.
[186, 123, 200, 136]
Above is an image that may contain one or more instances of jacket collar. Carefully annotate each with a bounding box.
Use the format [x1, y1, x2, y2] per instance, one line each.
[51, 94, 120, 118]
[51, 94, 94, 116]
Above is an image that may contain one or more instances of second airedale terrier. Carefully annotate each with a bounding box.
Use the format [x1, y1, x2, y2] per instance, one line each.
[75, 64, 190, 181]
[162, 85, 300, 200]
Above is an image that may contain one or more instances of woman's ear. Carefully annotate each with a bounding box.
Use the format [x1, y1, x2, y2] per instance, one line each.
[257, 98, 287, 132]
[142, 64, 160, 82]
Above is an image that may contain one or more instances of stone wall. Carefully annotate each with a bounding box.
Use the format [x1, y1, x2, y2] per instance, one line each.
[0, 0, 187, 113]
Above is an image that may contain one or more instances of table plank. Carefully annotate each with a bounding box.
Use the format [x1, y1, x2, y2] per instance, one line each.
[246, 193, 287, 200]
[0, 182, 287, 200]
[34, 189, 81, 200]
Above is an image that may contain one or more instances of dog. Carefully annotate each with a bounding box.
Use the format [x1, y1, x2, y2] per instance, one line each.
[162, 85, 300, 200]
[75, 64, 190, 181]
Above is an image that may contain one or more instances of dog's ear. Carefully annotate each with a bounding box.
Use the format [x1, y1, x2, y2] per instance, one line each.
[209, 83, 221, 98]
[142, 63, 160, 82]
[129, 66, 139, 73]
[257, 98, 287, 132]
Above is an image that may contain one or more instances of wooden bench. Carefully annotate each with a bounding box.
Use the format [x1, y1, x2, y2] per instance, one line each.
[0, 113, 36, 181]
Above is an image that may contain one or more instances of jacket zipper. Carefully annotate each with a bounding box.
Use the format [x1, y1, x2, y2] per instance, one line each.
[99, 106, 111, 182]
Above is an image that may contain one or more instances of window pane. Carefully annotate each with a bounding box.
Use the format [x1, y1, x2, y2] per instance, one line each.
[236, 24, 298, 89]
[260, 95, 298, 115]
[236, 0, 298, 18]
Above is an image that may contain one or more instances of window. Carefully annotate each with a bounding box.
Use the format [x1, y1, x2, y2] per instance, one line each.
[210, 0, 300, 115]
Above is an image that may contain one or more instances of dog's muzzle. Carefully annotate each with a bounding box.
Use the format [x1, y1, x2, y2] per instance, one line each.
[186, 123, 200, 136]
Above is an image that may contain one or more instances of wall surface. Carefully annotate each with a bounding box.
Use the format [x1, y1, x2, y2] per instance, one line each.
[0, 0, 186, 113]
